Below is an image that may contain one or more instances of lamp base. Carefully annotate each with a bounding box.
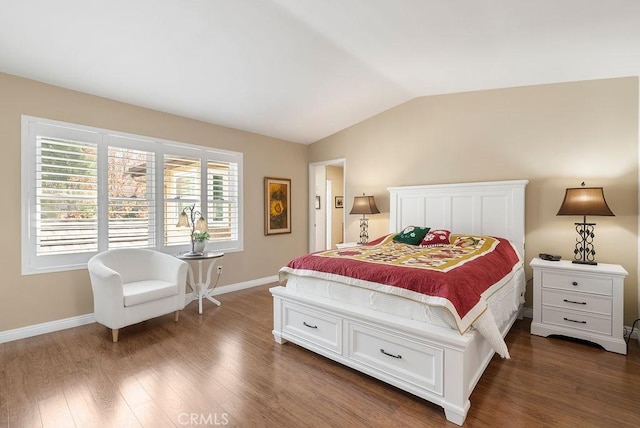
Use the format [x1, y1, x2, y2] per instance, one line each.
[572, 260, 598, 266]
[358, 216, 369, 244]
[183, 251, 204, 257]
[572, 221, 598, 266]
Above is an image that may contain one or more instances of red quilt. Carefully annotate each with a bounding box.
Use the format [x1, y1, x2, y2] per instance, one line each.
[280, 234, 521, 333]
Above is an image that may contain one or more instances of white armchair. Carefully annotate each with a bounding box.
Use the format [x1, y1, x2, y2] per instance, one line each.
[88, 248, 188, 342]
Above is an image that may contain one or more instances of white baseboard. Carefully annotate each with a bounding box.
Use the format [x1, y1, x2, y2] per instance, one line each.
[626, 325, 640, 341]
[4, 281, 637, 348]
[0, 313, 95, 344]
[212, 274, 278, 295]
[185, 274, 278, 303]
[0, 275, 278, 345]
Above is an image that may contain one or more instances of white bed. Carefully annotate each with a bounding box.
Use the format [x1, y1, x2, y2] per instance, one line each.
[270, 179, 528, 425]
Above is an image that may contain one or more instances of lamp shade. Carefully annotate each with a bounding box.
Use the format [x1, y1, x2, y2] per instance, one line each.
[176, 212, 190, 227]
[195, 216, 208, 231]
[349, 195, 380, 215]
[556, 187, 614, 217]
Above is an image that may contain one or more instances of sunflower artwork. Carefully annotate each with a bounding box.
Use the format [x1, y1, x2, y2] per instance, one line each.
[264, 177, 291, 235]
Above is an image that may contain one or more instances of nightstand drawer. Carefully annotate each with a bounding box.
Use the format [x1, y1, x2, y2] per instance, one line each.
[541, 289, 612, 316]
[542, 271, 612, 296]
[542, 307, 611, 335]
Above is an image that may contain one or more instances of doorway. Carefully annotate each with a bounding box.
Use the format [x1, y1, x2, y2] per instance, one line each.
[309, 159, 346, 253]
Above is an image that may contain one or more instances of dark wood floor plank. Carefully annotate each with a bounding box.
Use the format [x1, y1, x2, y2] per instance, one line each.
[0, 284, 638, 427]
[0, 369, 8, 428]
[4, 339, 43, 427]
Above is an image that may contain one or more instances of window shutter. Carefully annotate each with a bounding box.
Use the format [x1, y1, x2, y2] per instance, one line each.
[23, 116, 244, 274]
[107, 146, 155, 248]
[164, 154, 201, 246]
[207, 160, 239, 242]
[35, 136, 98, 256]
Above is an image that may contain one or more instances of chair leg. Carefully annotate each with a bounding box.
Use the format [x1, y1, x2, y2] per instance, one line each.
[174, 310, 180, 322]
[112, 328, 119, 342]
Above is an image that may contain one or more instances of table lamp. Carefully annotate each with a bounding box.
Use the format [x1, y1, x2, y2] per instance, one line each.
[349, 194, 380, 244]
[556, 182, 614, 265]
[176, 204, 208, 256]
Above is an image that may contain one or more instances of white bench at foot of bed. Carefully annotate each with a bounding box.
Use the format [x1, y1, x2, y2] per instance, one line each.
[271, 285, 520, 425]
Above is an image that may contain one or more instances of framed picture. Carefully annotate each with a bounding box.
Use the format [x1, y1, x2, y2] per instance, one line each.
[335, 196, 344, 208]
[315, 195, 321, 210]
[264, 177, 291, 235]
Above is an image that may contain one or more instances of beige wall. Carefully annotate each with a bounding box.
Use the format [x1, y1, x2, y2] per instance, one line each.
[310, 78, 639, 324]
[0, 73, 308, 332]
[3, 73, 638, 332]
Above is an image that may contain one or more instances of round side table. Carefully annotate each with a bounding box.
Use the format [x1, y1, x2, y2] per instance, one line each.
[176, 251, 224, 314]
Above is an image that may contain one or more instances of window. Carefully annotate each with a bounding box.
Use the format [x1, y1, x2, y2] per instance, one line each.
[22, 116, 243, 275]
[209, 173, 225, 222]
[108, 142, 156, 249]
[35, 133, 99, 257]
[164, 153, 201, 247]
[207, 161, 239, 241]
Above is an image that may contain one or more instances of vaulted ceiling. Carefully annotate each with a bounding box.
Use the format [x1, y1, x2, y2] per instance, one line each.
[2, 1, 639, 144]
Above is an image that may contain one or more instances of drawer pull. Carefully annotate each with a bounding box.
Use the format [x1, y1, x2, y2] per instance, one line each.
[563, 317, 586, 324]
[303, 321, 318, 329]
[563, 299, 587, 305]
[571, 281, 578, 286]
[380, 348, 402, 359]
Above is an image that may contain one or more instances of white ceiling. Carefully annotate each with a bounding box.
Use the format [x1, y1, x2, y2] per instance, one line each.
[2, 1, 639, 144]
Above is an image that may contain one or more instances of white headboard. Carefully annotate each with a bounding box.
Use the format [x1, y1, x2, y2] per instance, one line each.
[388, 180, 528, 258]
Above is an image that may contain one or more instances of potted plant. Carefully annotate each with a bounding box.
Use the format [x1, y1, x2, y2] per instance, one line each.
[192, 230, 210, 253]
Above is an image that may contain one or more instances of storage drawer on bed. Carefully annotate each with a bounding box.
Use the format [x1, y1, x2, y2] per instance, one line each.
[346, 322, 443, 395]
[282, 301, 342, 354]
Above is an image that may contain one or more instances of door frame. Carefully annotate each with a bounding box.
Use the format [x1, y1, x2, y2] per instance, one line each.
[309, 158, 346, 253]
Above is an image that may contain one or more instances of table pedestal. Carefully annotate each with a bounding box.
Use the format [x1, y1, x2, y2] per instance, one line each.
[177, 252, 224, 314]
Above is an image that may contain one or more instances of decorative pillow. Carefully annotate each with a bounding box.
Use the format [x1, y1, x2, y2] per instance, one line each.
[420, 229, 451, 247]
[393, 226, 430, 245]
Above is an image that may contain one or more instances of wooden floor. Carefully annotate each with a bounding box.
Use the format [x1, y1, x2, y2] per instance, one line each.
[1, 284, 639, 427]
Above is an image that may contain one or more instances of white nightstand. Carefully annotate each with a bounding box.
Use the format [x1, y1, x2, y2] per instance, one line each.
[530, 258, 628, 354]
